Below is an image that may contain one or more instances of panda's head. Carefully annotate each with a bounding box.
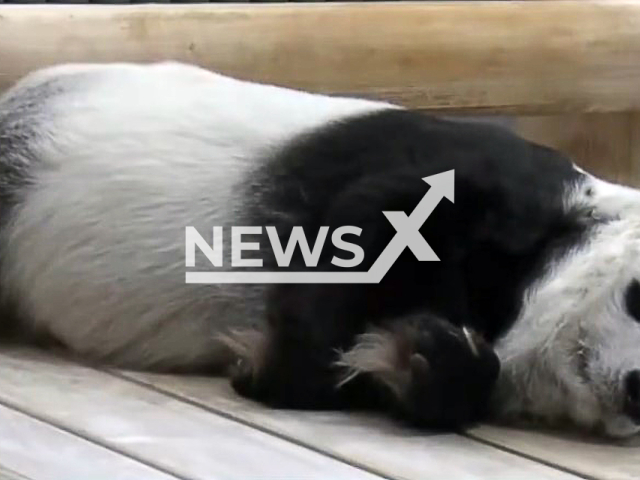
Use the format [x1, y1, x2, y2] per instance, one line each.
[493, 215, 640, 438]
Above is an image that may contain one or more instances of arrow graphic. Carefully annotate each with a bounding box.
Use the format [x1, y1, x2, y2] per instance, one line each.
[186, 170, 454, 284]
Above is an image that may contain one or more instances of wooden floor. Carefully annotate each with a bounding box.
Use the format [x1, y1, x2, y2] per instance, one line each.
[1, 347, 640, 480]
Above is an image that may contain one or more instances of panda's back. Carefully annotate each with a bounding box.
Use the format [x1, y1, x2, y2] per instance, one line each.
[248, 108, 584, 342]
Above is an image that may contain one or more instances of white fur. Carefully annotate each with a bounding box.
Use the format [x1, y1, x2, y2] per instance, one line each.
[495, 175, 640, 437]
[0, 62, 393, 369]
[335, 329, 410, 395]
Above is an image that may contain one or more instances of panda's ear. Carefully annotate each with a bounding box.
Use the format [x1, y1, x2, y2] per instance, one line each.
[625, 279, 640, 323]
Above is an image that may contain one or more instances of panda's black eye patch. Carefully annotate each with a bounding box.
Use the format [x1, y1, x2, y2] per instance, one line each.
[625, 280, 640, 322]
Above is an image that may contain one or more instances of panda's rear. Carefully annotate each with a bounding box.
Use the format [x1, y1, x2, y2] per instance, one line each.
[0, 62, 389, 369]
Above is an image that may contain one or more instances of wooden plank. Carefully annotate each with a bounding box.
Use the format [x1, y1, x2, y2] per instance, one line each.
[0, 348, 383, 480]
[514, 113, 640, 186]
[2, 2, 640, 113]
[468, 424, 640, 480]
[123, 370, 581, 480]
[0, 403, 178, 480]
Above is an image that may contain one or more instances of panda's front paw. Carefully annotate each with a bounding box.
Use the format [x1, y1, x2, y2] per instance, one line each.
[337, 315, 500, 429]
[395, 320, 500, 429]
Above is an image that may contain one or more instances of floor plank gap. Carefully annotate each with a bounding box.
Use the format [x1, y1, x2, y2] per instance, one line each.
[0, 402, 179, 480]
[463, 431, 596, 480]
[0, 396, 190, 480]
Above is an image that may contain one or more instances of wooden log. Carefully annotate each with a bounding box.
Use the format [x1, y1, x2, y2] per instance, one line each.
[1, 2, 640, 114]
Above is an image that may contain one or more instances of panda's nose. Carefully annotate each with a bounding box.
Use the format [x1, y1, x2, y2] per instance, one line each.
[623, 370, 640, 423]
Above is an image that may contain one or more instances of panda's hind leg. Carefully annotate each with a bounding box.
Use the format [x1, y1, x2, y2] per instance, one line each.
[224, 282, 367, 411]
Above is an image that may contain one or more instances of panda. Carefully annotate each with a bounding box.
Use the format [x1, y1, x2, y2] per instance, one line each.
[2, 61, 640, 438]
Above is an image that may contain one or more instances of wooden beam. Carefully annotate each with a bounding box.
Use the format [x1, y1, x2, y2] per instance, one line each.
[1, 2, 640, 113]
[515, 113, 640, 185]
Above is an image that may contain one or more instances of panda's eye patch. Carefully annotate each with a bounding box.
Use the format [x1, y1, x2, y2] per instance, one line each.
[624, 279, 640, 323]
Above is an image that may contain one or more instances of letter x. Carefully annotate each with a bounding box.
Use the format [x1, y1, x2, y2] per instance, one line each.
[383, 211, 438, 261]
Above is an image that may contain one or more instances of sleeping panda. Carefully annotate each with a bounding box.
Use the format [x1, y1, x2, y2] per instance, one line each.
[2, 61, 640, 438]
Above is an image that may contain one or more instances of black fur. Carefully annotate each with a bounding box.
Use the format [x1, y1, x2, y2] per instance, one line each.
[233, 110, 587, 429]
[625, 279, 640, 324]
